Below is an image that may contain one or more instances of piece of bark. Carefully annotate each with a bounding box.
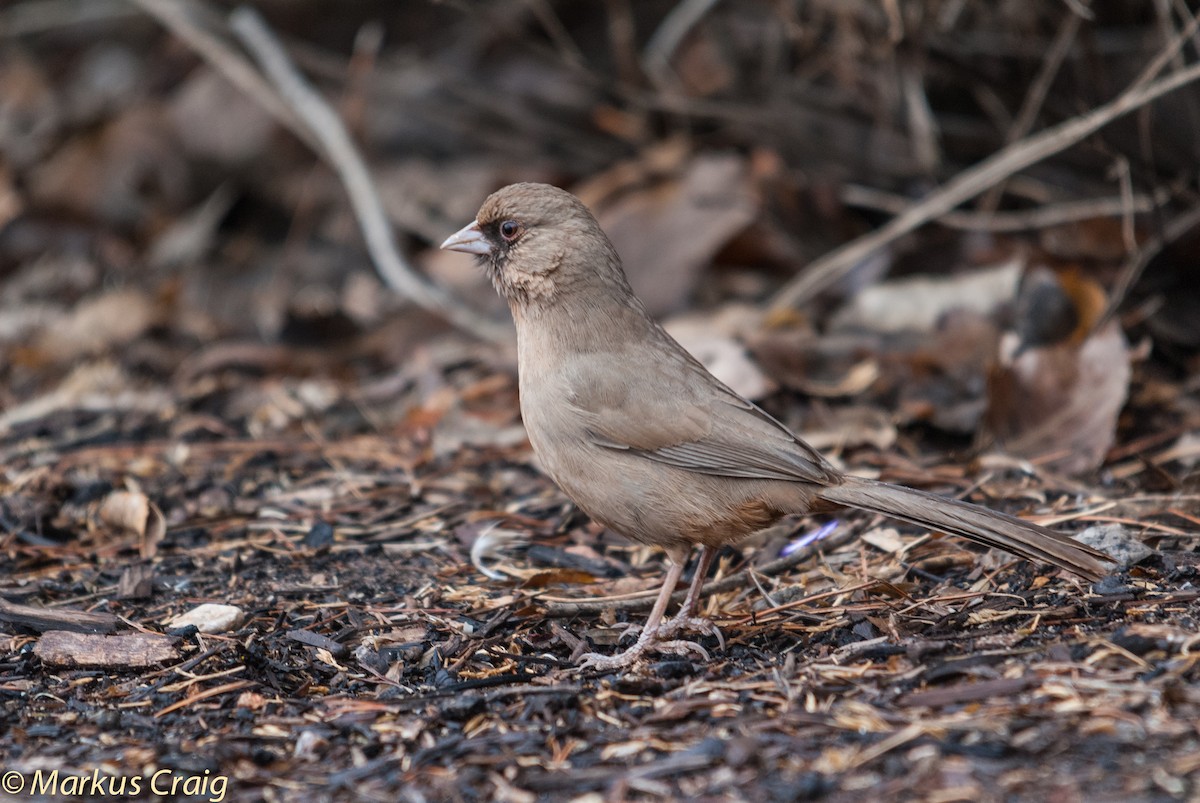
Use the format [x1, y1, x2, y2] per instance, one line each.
[33, 630, 178, 668]
[898, 676, 1039, 708]
[0, 598, 120, 634]
[117, 564, 156, 599]
[287, 629, 349, 659]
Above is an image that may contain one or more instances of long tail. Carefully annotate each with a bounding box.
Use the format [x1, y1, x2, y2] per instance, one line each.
[818, 476, 1112, 580]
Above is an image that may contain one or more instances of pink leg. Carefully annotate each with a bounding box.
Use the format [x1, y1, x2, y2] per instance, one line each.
[677, 545, 716, 619]
[578, 548, 723, 671]
[578, 560, 685, 671]
[657, 546, 724, 648]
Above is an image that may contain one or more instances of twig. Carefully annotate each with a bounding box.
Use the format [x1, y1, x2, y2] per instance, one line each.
[131, 0, 506, 343]
[901, 64, 942, 173]
[641, 0, 721, 90]
[153, 679, 256, 718]
[127, 0, 318, 152]
[539, 523, 860, 617]
[769, 18, 1200, 311]
[840, 184, 1171, 233]
[978, 9, 1082, 212]
[228, 7, 507, 343]
[1098, 201, 1200, 330]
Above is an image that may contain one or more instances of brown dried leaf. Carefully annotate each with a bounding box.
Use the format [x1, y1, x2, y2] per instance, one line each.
[985, 321, 1130, 475]
[747, 325, 880, 399]
[0, 50, 60, 168]
[95, 490, 167, 558]
[0, 162, 21, 228]
[519, 570, 599, 589]
[168, 69, 276, 165]
[575, 144, 758, 315]
[27, 104, 183, 226]
[33, 288, 159, 362]
[665, 316, 774, 400]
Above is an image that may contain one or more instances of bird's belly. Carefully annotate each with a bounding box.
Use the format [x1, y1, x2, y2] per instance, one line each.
[529, 431, 791, 551]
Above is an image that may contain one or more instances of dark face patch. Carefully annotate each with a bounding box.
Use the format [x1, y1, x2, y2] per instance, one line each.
[473, 217, 523, 292]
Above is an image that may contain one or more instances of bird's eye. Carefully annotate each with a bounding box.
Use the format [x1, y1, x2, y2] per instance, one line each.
[499, 220, 521, 241]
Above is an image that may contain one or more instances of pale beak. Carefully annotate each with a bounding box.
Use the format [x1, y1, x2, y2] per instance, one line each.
[440, 220, 490, 255]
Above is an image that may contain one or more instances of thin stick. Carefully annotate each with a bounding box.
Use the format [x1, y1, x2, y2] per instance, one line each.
[539, 524, 859, 617]
[840, 185, 1171, 233]
[978, 10, 1082, 212]
[128, 0, 318, 151]
[642, 0, 720, 89]
[769, 22, 1200, 311]
[132, 0, 506, 342]
[228, 7, 507, 343]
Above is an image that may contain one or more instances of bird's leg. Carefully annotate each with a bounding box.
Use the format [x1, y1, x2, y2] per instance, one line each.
[578, 559, 711, 670]
[614, 546, 714, 641]
[578, 549, 724, 671]
[654, 545, 724, 648]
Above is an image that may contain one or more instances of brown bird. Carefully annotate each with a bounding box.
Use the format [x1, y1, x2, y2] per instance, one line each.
[441, 182, 1112, 670]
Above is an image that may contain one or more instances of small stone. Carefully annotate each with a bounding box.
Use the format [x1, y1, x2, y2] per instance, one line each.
[168, 603, 245, 634]
[1073, 524, 1156, 568]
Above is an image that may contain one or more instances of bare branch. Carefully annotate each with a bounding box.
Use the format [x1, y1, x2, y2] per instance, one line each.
[770, 17, 1200, 311]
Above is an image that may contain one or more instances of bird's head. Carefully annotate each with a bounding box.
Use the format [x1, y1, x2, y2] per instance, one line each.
[440, 182, 627, 307]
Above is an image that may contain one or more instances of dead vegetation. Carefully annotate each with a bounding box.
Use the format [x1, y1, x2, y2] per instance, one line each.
[1, 1, 1199, 800]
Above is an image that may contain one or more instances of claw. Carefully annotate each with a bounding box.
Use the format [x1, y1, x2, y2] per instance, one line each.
[656, 616, 725, 650]
[576, 616, 722, 672]
[617, 622, 643, 642]
[654, 639, 710, 661]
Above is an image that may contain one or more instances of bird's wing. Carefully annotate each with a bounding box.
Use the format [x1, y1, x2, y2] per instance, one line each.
[571, 350, 839, 486]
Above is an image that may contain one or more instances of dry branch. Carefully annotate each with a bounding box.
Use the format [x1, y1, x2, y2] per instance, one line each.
[770, 23, 1200, 310]
[132, 0, 507, 343]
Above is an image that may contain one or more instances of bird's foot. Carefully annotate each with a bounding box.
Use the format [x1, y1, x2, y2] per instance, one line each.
[655, 615, 725, 650]
[577, 618, 719, 671]
[577, 637, 710, 672]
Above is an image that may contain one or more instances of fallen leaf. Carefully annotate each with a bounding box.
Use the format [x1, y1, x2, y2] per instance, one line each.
[665, 316, 774, 400]
[93, 489, 167, 559]
[984, 269, 1130, 474]
[168, 68, 276, 165]
[830, 258, 1022, 334]
[1072, 524, 1155, 567]
[575, 143, 759, 315]
[520, 569, 599, 589]
[32, 287, 159, 362]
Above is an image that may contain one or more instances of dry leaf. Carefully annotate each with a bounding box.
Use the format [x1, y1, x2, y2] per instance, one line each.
[830, 258, 1022, 334]
[520, 570, 598, 589]
[168, 68, 276, 165]
[575, 144, 758, 315]
[33, 287, 159, 362]
[665, 315, 774, 400]
[747, 325, 880, 399]
[984, 269, 1130, 474]
[95, 489, 167, 558]
[27, 103, 184, 226]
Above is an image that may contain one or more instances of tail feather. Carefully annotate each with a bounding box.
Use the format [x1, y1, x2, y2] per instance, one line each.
[818, 477, 1112, 580]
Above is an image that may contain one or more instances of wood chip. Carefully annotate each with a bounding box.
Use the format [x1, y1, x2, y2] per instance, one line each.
[0, 599, 120, 634]
[33, 630, 178, 668]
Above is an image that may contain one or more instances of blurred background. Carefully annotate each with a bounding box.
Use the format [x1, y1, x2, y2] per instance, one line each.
[2, 0, 1199, 479]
